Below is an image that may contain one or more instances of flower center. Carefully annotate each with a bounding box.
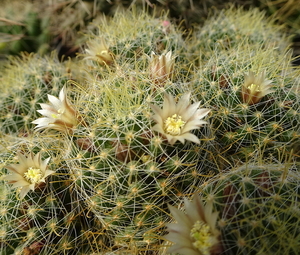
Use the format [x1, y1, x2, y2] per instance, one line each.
[164, 114, 186, 136]
[51, 108, 64, 119]
[24, 167, 43, 184]
[99, 50, 108, 55]
[248, 83, 260, 93]
[190, 220, 214, 255]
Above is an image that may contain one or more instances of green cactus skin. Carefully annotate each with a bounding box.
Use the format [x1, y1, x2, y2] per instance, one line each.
[200, 162, 300, 255]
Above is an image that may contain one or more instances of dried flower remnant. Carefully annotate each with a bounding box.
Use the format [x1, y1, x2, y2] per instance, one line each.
[32, 87, 80, 133]
[241, 71, 273, 105]
[149, 51, 175, 85]
[165, 194, 221, 255]
[3, 152, 54, 199]
[149, 93, 210, 145]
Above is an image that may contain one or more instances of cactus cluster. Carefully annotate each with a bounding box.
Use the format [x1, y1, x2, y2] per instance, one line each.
[0, 5, 300, 255]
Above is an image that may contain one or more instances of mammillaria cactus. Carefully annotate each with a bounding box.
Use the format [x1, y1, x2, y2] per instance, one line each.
[190, 43, 300, 165]
[0, 50, 212, 255]
[60, 80, 211, 252]
[80, 9, 188, 80]
[0, 5, 299, 255]
[198, 161, 300, 255]
[0, 52, 73, 134]
[188, 6, 289, 64]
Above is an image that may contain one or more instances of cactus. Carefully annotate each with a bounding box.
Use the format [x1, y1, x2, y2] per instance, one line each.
[0, 46, 213, 255]
[190, 43, 300, 165]
[0, 80, 213, 254]
[188, 6, 290, 65]
[0, 149, 100, 254]
[0, 5, 299, 255]
[0, 52, 74, 134]
[199, 161, 300, 255]
[80, 8, 189, 81]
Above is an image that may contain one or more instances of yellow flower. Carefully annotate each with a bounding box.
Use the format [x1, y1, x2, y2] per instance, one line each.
[149, 93, 210, 145]
[241, 71, 273, 105]
[149, 51, 175, 85]
[3, 152, 54, 199]
[165, 194, 221, 255]
[32, 87, 80, 133]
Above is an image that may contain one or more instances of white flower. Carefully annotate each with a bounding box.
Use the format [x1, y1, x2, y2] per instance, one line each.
[149, 51, 175, 85]
[32, 87, 80, 133]
[3, 152, 54, 199]
[241, 71, 273, 105]
[149, 93, 210, 145]
[165, 194, 220, 255]
[84, 40, 114, 65]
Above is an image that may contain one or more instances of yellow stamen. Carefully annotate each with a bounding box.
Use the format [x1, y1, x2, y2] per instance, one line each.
[248, 83, 260, 93]
[57, 108, 64, 114]
[24, 167, 43, 184]
[190, 220, 214, 255]
[164, 114, 186, 136]
[51, 108, 64, 119]
[100, 50, 108, 55]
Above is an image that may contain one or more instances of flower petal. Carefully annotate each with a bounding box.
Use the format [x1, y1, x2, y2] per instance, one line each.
[176, 92, 191, 113]
[19, 186, 31, 199]
[41, 157, 51, 172]
[166, 222, 191, 235]
[184, 196, 205, 223]
[32, 117, 53, 126]
[149, 104, 164, 125]
[4, 164, 26, 176]
[180, 133, 200, 144]
[2, 172, 23, 181]
[39, 103, 55, 111]
[37, 109, 57, 118]
[166, 135, 179, 145]
[162, 93, 176, 119]
[168, 204, 193, 227]
[174, 135, 185, 144]
[167, 245, 199, 255]
[152, 123, 165, 134]
[44, 169, 55, 179]
[59, 87, 66, 101]
[180, 101, 200, 121]
[10, 179, 30, 189]
[47, 94, 62, 110]
[181, 119, 207, 133]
